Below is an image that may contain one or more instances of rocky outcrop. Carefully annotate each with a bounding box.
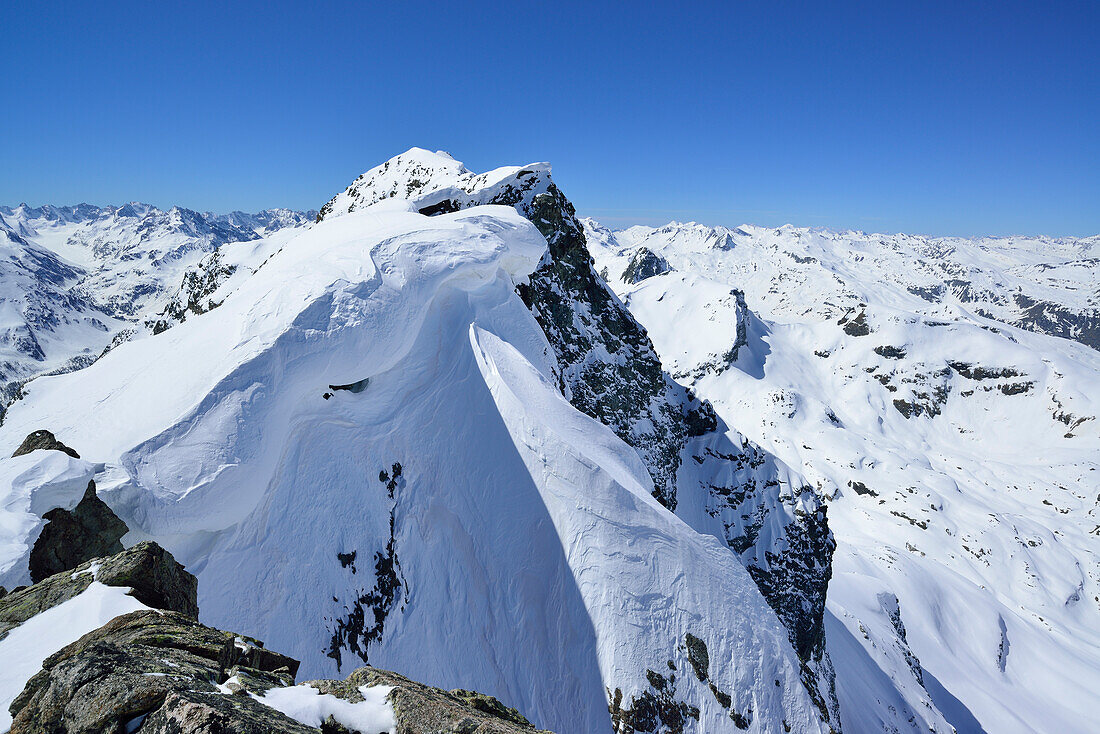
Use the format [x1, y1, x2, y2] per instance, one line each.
[622, 248, 671, 283]
[9, 609, 308, 734]
[309, 668, 552, 733]
[28, 480, 129, 583]
[11, 429, 79, 459]
[149, 248, 238, 334]
[11, 609, 551, 734]
[1, 541, 198, 638]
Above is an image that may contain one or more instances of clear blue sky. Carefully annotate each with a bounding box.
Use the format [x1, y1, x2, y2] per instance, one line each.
[3, 1, 1097, 236]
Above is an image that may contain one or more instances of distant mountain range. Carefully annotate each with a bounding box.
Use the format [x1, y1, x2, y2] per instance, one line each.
[0, 203, 315, 405]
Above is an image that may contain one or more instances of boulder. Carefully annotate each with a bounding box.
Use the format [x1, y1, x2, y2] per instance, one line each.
[11, 429, 80, 459]
[307, 667, 551, 733]
[9, 610, 307, 734]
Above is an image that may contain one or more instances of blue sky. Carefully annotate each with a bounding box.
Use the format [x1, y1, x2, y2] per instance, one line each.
[3, 1, 1097, 236]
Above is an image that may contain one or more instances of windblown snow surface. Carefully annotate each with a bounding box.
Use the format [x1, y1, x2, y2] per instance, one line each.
[0, 181, 827, 732]
[587, 220, 1100, 734]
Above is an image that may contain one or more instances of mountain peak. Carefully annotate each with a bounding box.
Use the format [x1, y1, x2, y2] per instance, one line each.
[316, 149, 551, 222]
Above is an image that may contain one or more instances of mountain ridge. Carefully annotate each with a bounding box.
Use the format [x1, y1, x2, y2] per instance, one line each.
[0, 150, 1096, 733]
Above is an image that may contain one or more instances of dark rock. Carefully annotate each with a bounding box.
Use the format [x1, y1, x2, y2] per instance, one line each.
[327, 464, 406, 670]
[1, 541, 198, 638]
[848, 480, 878, 497]
[11, 429, 79, 459]
[684, 633, 710, 682]
[607, 669, 700, 734]
[328, 378, 369, 394]
[839, 309, 871, 337]
[947, 361, 1022, 380]
[622, 248, 671, 283]
[873, 345, 907, 359]
[28, 480, 129, 583]
[1012, 293, 1100, 352]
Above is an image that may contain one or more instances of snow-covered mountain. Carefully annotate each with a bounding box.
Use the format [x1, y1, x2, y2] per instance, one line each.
[0, 152, 839, 733]
[587, 220, 1100, 733]
[1, 152, 1096, 733]
[0, 203, 315, 407]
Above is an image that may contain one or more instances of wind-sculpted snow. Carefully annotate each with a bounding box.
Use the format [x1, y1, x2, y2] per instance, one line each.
[587, 219, 1100, 734]
[0, 195, 830, 732]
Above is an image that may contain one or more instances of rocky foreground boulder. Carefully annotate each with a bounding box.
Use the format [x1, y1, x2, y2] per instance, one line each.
[2, 542, 551, 733]
[0, 541, 198, 638]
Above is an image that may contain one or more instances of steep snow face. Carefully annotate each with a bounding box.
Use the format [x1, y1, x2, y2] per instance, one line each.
[0, 198, 828, 732]
[0, 204, 312, 409]
[587, 219, 1100, 734]
[322, 151, 841, 727]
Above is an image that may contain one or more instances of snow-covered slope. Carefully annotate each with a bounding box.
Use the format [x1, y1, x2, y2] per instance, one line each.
[0, 203, 313, 407]
[587, 220, 1100, 734]
[320, 150, 841, 726]
[0, 170, 831, 732]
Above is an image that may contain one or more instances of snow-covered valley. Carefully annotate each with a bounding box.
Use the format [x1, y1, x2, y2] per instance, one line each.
[1, 150, 1097, 733]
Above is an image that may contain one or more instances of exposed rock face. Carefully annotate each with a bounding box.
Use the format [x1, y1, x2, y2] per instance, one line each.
[10, 429, 79, 459]
[1011, 293, 1100, 351]
[1, 541, 198, 637]
[149, 248, 238, 334]
[621, 248, 670, 283]
[28, 480, 129, 583]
